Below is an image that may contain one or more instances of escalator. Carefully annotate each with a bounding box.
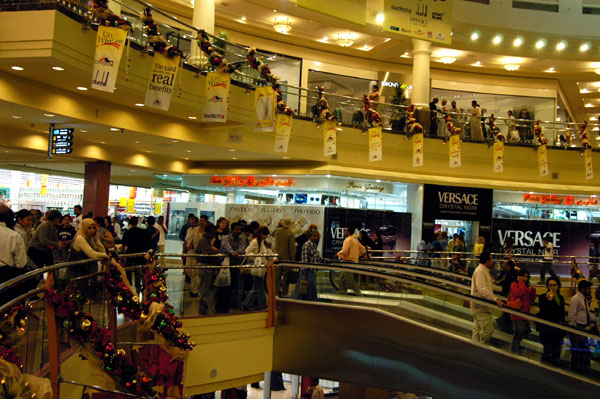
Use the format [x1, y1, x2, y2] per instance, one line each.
[272, 262, 600, 399]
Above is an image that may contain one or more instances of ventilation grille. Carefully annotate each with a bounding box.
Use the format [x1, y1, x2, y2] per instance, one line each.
[552, 172, 559, 179]
[512, 1, 559, 12]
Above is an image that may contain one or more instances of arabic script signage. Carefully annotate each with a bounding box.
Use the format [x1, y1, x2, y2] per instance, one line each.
[210, 176, 295, 188]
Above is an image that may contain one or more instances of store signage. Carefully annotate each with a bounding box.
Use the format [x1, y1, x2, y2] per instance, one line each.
[522, 193, 600, 207]
[210, 176, 295, 188]
[383, 0, 453, 45]
[423, 184, 493, 222]
[345, 181, 385, 193]
[49, 128, 74, 156]
[381, 81, 400, 88]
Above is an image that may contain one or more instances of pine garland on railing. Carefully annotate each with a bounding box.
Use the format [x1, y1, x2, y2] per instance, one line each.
[488, 115, 504, 142]
[362, 95, 382, 127]
[534, 120, 549, 145]
[246, 48, 294, 115]
[91, 0, 130, 29]
[195, 30, 238, 73]
[0, 305, 33, 369]
[443, 107, 462, 137]
[578, 121, 592, 149]
[315, 86, 336, 122]
[406, 105, 423, 134]
[103, 260, 142, 320]
[141, 8, 182, 58]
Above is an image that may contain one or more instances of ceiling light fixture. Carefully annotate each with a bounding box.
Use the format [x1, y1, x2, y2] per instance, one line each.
[535, 39, 546, 49]
[273, 17, 292, 34]
[11, 115, 22, 119]
[43, 113, 55, 117]
[472, 61, 482, 67]
[384, 38, 391, 43]
[76, 86, 88, 91]
[187, 116, 197, 119]
[513, 37, 523, 47]
[492, 34, 503, 45]
[585, 103, 593, 108]
[400, 52, 410, 58]
[316, 36, 328, 43]
[580, 42, 591, 52]
[545, 67, 555, 73]
[440, 56, 456, 64]
[375, 12, 384, 24]
[503, 57, 520, 71]
[52, 66, 64, 71]
[11, 66, 24, 71]
[595, 68, 600, 75]
[336, 31, 354, 47]
[80, 130, 87, 133]
[134, 103, 144, 107]
[359, 45, 373, 51]
[470, 32, 479, 41]
[241, 16, 246, 21]
[282, 156, 290, 159]
[110, 127, 119, 131]
[556, 41, 567, 51]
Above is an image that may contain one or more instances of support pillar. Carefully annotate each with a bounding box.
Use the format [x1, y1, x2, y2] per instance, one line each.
[291, 375, 300, 399]
[82, 161, 111, 217]
[410, 39, 432, 133]
[263, 372, 272, 399]
[189, 0, 215, 66]
[338, 383, 388, 399]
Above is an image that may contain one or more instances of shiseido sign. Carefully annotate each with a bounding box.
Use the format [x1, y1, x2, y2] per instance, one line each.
[423, 184, 492, 221]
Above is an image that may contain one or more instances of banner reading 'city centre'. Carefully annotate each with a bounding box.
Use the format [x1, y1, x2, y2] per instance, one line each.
[202, 72, 231, 122]
[383, 0, 453, 45]
[91, 26, 128, 93]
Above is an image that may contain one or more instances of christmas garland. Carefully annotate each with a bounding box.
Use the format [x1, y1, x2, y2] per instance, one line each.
[362, 95, 382, 127]
[534, 120, 549, 145]
[195, 30, 238, 73]
[91, 0, 130, 29]
[406, 105, 423, 133]
[246, 48, 294, 115]
[45, 288, 155, 397]
[103, 260, 142, 320]
[142, 8, 182, 58]
[442, 107, 462, 137]
[488, 115, 505, 142]
[578, 121, 592, 149]
[0, 305, 33, 369]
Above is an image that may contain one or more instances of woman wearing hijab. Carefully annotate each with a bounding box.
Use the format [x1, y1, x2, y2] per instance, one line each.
[68, 218, 109, 297]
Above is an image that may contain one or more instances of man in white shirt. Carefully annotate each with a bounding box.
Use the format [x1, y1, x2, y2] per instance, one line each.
[540, 238, 557, 283]
[471, 251, 504, 343]
[184, 216, 201, 297]
[336, 226, 366, 296]
[156, 215, 168, 267]
[73, 205, 82, 231]
[0, 205, 30, 305]
[568, 280, 597, 374]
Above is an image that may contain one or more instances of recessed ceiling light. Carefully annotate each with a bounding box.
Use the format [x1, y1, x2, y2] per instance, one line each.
[439, 56, 456, 64]
[134, 103, 144, 107]
[52, 66, 64, 71]
[384, 38, 391, 43]
[109, 127, 119, 131]
[580, 42, 591, 52]
[472, 61, 482, 67]
[76, 86, 88, 91]
[100, 141, 106, 144]
[43, 113, 55, 117]
[556, 41, 567, 51]
[273, 9, 277, 12]
[11, 66, 24, 71]
[135, 141, 141, 144]
[241, 16, 246, 21]
[376, 12, 384, 24]
[400, 52, 410, 58]
[187, 116, 197, 120]
[513, 37, 523, 47]
[282, 156, 290, 159]
[232, 157, 237, 160]
[228, 149, 236, 152]
[316, 36, 329, 43]
[535, 39, 546, 49]
[545, 67, 555, 73]
[186, 150, 192, 153]
[146, 150, 152, 153]
[185, 157, 190, 160]
[170, 140, 179, 143]
[492, 35, 503, 45]
[80, 130, 87, 132]
[130, 169, 136, 172]
[470, 32, 479, 41]
[11, 115, 22, 119]
[585, 103, 593, 108]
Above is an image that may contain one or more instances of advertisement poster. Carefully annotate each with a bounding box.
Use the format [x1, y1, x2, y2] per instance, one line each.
[324, 120, 337, 156]
[274, 114, 293, 152]
[91, 26, 128, 93]
[144, 53, 180, 111]
[323, 208, 412, 259]
[126, 199, 135, 213]
[412, 133, 423, 167]
[255, 86, 276, 131]
[168, 210, 186, 236]
[492, 218, 600, 276]
[383, 0, 453, 45]
[297, 0, 366, 25]
[449, 134, 461, 168]
[368, 126, 382, 162]
[202, 72, 231, 122]
[493, 141, 504, 173]
[40, 174, 48, 196]
[585, 148, 593, 180]
[225, 204, 325, 253]
[538, 144, 548, 176]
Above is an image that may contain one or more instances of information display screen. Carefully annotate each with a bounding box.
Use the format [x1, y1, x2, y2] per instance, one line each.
[49, 128, 74, 155]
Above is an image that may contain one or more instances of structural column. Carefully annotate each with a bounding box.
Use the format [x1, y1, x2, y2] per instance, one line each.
[410, 39, 432, 133]
[82, 161, 111, 217]
[189, 0, 215, 66]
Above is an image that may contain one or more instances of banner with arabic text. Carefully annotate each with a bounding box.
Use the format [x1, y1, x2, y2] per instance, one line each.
[538, 145, 548, 176]
[144, 53, 180, 111]
[383, 0, 453, 45]
[255, 86, 276, 131]
[92, 26, 128, 92]
[449, 134, 461, 168]
[585, 149, 593, 180]
[493, 141, 504, 173]
[202, 72, 231, 122]
[369, 127, 382, 162]
[324, 120, 337, 156]
[412, 133, 423, 167]
[274, 114, 293, 152]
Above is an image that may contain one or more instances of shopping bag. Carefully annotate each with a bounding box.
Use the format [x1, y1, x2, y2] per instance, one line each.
[214, 268, 231, 287]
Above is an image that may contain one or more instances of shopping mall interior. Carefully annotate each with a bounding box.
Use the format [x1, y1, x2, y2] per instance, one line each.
[2, 1, 600, 399]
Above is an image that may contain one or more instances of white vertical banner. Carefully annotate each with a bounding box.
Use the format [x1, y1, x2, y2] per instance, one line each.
[585, 149, 593, 180]
[202, 72, 231, 122]
[449, 134, 461, 168]
[368, 127, 382, 162]
[412, 133, 423, 167]
[91, 26, 128, 92]
[493, 141, 504, 173]
[538, 145, 548, 176]
[323, 120, 337, 156]
[144, 53, 180, 111]
[255, 86, 276, 132]
[274, 114, 293, 152]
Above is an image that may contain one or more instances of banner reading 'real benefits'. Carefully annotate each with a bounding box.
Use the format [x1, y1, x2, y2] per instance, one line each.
[91, 26, 128, 93]
[202, 72, 231, 122]
[368, 127, 382, 162]
[298, 0, 366, 25]
[255, 86, 276, 132]
[324, 120, 337, 156]
[383, 0, 453, 45]
[144, 53, 180, 111]
[412, 133, 423, 167]
[274, 114, 292, 153]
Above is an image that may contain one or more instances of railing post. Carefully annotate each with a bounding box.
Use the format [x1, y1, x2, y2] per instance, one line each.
[44, 272, 60, 399]
[104, 260, 118, 341]
[266, 260, 276, 328]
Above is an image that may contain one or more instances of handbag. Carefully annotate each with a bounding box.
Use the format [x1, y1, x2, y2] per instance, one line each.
[214, 268, 231, 287]
[251, 256, 265, 277]
[506, 296, 522, 310]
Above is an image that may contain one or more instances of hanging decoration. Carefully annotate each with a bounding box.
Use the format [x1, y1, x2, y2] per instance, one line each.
[247, 48, 294, 116]
[534, 120, 549, 145]
[323, 120, 337, 156]
[442, 107, 462, 137]
[585, 149, 593, 180]
[493, 141, 504, 173]
[368, 126, 383, 161]
[202, 72, 231, 122]
[488, 115, 505, 142]
[449, 134, 461, 168]
[578, 121, 592, 149]
[195, 30, 238, 73]
[412, 133, 424, 167]
[141, 8, 182, 58]
[91, 0, 130, 29]
[538, 144, 549, 176]
[255, 86, 276, 131]
[91, 25, 129, 92]
[274, 114, 293, 152]
[363, 95, 382, 127]
[406, 105, 423, 134]
[315, 86, 337, 122]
